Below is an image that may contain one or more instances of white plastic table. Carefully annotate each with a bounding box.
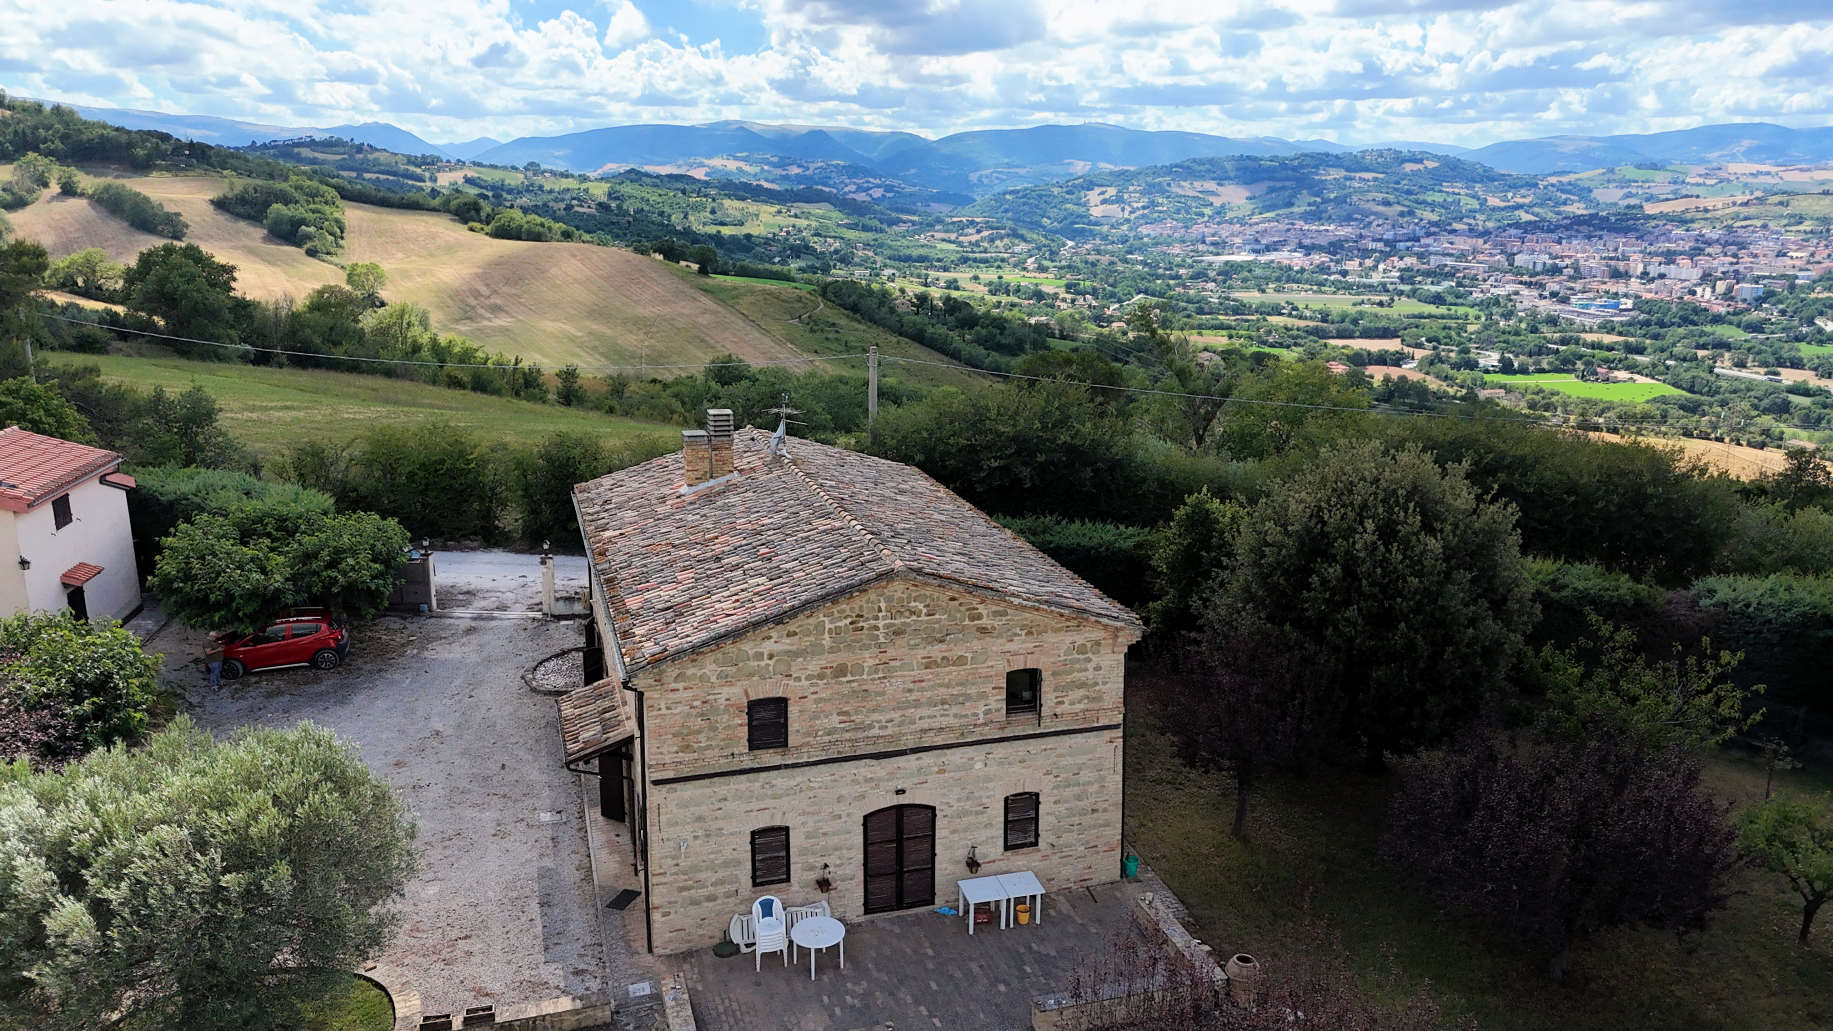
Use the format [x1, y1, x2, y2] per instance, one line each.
[788, 915, 845, 980]
[997, 871, 1044, 927]
[957, 875, 1009, 935]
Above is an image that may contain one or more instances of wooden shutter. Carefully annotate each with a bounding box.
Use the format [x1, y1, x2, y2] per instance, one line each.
[748, 697, 788, 750]
[1004, 793, 1039, 851]
[751, 826, 790, 886]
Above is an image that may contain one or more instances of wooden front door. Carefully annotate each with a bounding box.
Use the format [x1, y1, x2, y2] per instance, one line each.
[863, 804, 935, 914]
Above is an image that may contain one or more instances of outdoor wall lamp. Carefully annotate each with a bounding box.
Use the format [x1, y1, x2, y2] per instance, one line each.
[816, 863, 833, 893]
[15, 556, 28, 571]
[965, 845, 982, 875]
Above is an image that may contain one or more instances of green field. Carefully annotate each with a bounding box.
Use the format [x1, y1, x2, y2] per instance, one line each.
[1801, 341, 1833, 357]
[711, 274, 816, 291]
[686, 276, 987, 390]
[1702, 324, 1752, 339]
[1488, 373, 1684, 402]
[48, 352, 676, 457]
[1126, 699, 1833, 1031]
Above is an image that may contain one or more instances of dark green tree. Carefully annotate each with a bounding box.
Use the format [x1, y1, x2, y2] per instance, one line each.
[121, 242, 242, 349]
[0, 378, 95, 443]
[1215, 439, 1535, 763]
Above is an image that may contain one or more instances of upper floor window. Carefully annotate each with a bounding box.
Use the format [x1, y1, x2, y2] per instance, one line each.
[1004, 793, 1039, 851]
[1005, 668, 1040, 720]
[747, 697, 789, 750]
[751, 826, 791, 886]
[52, 494, 72, 530]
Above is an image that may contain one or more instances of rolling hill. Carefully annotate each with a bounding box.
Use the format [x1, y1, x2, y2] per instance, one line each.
[10, 172, 809, 368]
[1465, 123, 1833, 174]
[964, 151, 1599, 238]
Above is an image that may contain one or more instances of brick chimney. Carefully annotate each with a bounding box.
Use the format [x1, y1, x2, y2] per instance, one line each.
[706, 409, 734, 479]
[681, 429, 711, 486]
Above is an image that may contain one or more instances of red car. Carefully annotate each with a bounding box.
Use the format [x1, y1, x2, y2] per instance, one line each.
[218, 613, 351, 680]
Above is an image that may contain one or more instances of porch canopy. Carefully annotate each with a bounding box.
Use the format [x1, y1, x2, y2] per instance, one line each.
[558, 676, 636, 769]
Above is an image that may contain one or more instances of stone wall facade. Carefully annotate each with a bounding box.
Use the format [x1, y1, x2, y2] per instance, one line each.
[626, 574, 1135, 953]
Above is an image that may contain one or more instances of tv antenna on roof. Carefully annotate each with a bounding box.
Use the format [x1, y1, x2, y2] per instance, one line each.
[767, 392, 803, 456]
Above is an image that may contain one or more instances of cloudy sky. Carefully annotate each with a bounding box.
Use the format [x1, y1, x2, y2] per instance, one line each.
[5, 0, 1831, 146]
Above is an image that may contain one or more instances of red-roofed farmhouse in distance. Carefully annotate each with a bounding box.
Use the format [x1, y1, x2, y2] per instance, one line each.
[564, 409, 1143, 953]
[0, 426, 140, 622]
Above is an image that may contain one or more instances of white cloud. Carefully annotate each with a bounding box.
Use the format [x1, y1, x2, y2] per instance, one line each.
[603, 0, 651, 49]
[0, 0, 1827, 146]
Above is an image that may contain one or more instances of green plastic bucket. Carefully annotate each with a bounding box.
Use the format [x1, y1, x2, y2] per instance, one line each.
[1123, 853, 1140, 878]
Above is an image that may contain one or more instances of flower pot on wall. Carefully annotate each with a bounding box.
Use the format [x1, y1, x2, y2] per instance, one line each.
[1225, 954, 1262, 1005]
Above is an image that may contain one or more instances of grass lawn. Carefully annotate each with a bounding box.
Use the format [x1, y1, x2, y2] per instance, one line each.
[1798, 341, 1833, 357]
[711, 273, 817, 291]
[1701, 324, 1752, 340]
[48, 351, 677, 458]
[296, 975, 393, 1031]
[1124, 694, 1833, 1031]
[1488, 374, 1685, 402]
[685, 275, 987, 390]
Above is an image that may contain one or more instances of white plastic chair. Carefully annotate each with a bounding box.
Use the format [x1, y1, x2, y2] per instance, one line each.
[753, 895, 788, 971]
[783, 900, 832, 960]
[728, 912, 757, 953]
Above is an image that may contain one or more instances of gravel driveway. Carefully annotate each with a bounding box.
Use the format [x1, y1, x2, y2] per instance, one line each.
[431, 550, 589, 612]
[185, 616, 608, 1016]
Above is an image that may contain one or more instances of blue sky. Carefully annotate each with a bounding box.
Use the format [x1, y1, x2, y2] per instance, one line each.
[5, 0, 1831, 146]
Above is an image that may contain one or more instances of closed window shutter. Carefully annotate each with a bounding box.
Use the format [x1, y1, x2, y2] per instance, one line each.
[751, 826, 790, 886]
[748, 697, 788, 750]
[1004, 793, 1039, 850]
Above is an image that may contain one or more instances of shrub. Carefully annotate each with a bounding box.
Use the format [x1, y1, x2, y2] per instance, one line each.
[0, 718, 418, 1031]
[85, 181, 186, 239]
[127, 466, 334, 570]
[1525, 558, 1665, 645]
[0, 611, 159, 751]
[1692, 574, 1833, 713]
[1387, 731, 1735, 977]
[508, 432, 674, 548]
[997, 515, 1154, 609]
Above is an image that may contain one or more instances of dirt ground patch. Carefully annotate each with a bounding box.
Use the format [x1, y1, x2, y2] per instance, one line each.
[179, 617, 612, 1016]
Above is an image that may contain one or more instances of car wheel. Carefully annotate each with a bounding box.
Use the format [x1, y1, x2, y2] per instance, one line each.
[311, 649, 342, 671]
[221, 659, 245, 681]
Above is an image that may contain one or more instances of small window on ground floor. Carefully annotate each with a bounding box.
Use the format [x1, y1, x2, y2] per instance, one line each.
[1004, 792, 1039, 851]
[751, 825, 790, 886]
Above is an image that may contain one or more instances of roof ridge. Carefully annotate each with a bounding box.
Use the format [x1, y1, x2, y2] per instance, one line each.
[776, 440, 904, 570]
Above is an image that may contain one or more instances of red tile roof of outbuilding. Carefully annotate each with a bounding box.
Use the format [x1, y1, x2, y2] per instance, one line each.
[0, 426, 124, 513]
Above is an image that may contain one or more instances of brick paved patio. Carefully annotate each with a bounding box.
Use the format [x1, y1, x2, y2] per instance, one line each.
[678, 880, 1143, 1031]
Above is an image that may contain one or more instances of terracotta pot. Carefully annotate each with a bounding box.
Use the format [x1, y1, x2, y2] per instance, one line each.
[1225, 954, 1262, 1005]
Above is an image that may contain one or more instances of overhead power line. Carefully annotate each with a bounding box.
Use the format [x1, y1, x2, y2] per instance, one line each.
[39, 313, 867, 372]
[35, 313, 1829, 438]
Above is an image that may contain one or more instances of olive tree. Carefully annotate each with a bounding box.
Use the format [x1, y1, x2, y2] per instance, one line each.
[0, 718, 418, 1031]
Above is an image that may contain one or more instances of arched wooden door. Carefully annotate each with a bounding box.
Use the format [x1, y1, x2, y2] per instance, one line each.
[863, 804, 936, 914]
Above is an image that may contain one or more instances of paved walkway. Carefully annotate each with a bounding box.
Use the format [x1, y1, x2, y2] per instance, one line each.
[678, 880, 1143, 1031]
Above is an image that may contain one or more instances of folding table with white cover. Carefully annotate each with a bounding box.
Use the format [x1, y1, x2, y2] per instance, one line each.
[956, 874, 1010, 935]
[997, 871, 1044, 927]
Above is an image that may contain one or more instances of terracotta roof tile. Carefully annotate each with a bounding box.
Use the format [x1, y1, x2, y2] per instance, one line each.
[60, 562, 104, 587]
[0, 426, 123, 513]
[557, 676, 636, 764]
[574, 428, 1141, 673]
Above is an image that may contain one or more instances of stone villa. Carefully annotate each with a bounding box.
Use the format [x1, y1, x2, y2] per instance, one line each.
[560, 410, 1142, 953]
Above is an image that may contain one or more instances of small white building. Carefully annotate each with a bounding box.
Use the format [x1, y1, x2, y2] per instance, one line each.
[0, 427, 140, 622]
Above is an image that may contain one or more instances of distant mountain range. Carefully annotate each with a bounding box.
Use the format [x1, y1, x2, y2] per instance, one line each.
[48, 101, 1833, 197]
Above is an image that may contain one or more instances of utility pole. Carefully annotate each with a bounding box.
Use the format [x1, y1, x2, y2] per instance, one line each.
[867, 344, 879, 428]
